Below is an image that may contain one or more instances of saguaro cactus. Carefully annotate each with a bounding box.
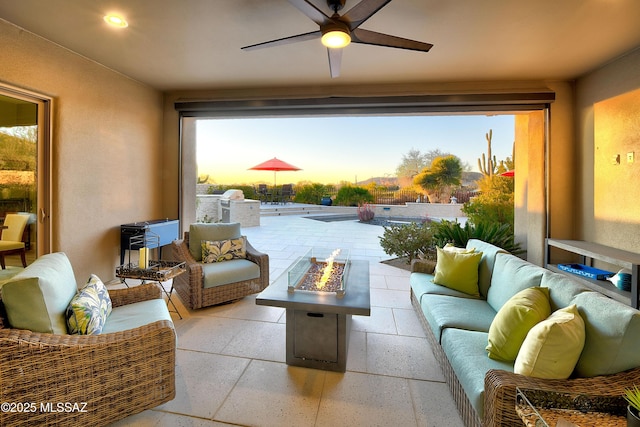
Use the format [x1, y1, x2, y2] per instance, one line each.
[477, 129, 497, 177]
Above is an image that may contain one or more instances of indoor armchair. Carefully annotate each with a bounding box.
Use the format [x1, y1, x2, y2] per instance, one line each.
[0, 213, 29, 269]
[169, 222, 269, 309]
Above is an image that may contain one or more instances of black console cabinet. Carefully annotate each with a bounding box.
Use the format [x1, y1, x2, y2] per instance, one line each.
[120, 219, 179, 265]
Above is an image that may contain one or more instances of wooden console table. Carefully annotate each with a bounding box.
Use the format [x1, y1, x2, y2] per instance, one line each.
[546, 238, 640, 308]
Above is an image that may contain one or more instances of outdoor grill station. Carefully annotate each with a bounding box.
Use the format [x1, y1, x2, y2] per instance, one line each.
[219, 189, 260, 227]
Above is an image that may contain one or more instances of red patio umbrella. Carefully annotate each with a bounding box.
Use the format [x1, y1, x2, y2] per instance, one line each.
[248, 157, 301, 187]
[499, 170, 514, 177]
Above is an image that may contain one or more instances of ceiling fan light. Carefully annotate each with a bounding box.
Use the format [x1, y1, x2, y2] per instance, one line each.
[321, 29, 351, 48]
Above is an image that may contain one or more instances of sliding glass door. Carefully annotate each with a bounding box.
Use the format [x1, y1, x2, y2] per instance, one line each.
[0, 85, 52, 265]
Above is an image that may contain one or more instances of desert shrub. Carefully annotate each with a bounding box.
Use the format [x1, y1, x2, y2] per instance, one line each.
[357, 203, 375, 222]
[206, 184, 258, 199]
[334, 186, 374, 206]
[379, 222, 435, 263]
[463, 175, 514, 230]
[293, 183, 330, 204]
[431, 220, 522, 254]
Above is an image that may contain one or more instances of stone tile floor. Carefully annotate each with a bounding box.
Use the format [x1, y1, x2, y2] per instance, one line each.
[109, 214, 464, 427]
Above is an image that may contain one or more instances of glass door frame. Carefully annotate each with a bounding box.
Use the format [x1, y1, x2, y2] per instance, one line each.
[0, 82, 52, 257]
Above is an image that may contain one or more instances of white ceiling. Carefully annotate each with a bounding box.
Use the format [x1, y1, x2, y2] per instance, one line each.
[1, 0, 639, 91]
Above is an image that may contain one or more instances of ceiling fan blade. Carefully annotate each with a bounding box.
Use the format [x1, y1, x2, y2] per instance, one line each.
[241, 31, 321, 51]
[351, 28, 433, 52]
[327, 48, 343, 78]
[342, 0, 392, 30]
[288, 0, 332, 26]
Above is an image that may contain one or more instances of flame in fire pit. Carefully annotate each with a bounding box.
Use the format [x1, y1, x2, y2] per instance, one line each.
[316, 249, 341, 290]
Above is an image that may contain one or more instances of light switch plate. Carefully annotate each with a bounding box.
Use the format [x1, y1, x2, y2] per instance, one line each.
[628, 152, 635, 163]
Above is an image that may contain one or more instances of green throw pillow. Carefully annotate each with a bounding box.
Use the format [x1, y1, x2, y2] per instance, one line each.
[443, 243, 476, 254]
[515, 304, 585, 379]
[432, 247, 483, 296]
[201, 236, 246, 263]
[66, 274, 112, 335]
[486, 287, 551, 362]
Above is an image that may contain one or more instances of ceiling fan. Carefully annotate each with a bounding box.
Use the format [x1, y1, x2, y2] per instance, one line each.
[241, 0, 433, 78]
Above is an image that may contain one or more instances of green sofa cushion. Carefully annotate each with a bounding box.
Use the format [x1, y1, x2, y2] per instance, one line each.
[189, 222, 241, 262]
[466, 239, 509, 298]
[421, 294, 497, 342]
[101, 298, 172, 334]
[2, 252, 78, 334]
[541, 270, 592, 311]
[441, 328, 513, 418]
[486, 253, 545, 312]
[487, 287, 551, 362]
[202, 259, 260, 288]
[572, 292, 640, 377]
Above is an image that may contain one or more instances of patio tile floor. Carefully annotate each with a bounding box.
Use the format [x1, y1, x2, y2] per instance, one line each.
[108, 214, 464, 427]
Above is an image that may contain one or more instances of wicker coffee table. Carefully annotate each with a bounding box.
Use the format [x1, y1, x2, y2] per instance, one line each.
[256, 259, 370, 372]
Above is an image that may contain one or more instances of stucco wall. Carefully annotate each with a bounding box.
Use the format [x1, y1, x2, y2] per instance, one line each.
[0, 20, 164, 283]
[575, 47, 640, 253]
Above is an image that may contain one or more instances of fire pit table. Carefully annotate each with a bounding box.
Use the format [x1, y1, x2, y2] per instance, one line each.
[256, 249, 370, 372]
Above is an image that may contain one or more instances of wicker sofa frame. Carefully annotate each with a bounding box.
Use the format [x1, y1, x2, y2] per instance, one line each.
[0, 283, 176, 427]
[410, 264, 640, 426]
[169, 231, 269, 310]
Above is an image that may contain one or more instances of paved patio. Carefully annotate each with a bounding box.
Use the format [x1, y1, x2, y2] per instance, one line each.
[109, 213, 464, 426]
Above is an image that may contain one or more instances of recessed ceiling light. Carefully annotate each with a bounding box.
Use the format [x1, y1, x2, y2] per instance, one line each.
[103, 14, 128, 28]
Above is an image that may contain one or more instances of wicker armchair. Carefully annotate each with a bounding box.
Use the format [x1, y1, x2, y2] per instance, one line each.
[0, 283, 176, 427]
[169, 223, 269, 310]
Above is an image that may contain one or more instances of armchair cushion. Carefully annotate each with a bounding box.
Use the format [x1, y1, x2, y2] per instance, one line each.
[102, 298, 173, 334]
[65, 274, 112, 335]
[202, 236, 246, 263]
[189, 223, 241, 261]
[0, 241, 24, 250]
[202, 259, 261, 288]
[2, 252, 77, 334]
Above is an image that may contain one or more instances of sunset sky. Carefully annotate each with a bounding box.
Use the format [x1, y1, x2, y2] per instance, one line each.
[196, 114, 515, 186]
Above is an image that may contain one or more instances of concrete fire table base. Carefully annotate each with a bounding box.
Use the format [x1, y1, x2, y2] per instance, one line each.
[256, 259, 370, 372]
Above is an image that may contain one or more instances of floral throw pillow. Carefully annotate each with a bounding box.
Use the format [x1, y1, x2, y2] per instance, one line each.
[66, 274, 112, 335]
[202, 237, 246, 263]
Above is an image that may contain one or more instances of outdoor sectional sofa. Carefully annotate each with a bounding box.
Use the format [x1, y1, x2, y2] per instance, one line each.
[0, 252, 176, 426]
[410, 239, 640, 426]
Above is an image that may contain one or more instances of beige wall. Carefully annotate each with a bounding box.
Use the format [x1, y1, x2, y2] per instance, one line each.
[575, 47, 640, 253]
[0, 20, 164, 283]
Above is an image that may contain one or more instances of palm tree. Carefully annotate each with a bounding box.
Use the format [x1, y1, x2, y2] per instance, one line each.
[413, 155, 463, 202]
